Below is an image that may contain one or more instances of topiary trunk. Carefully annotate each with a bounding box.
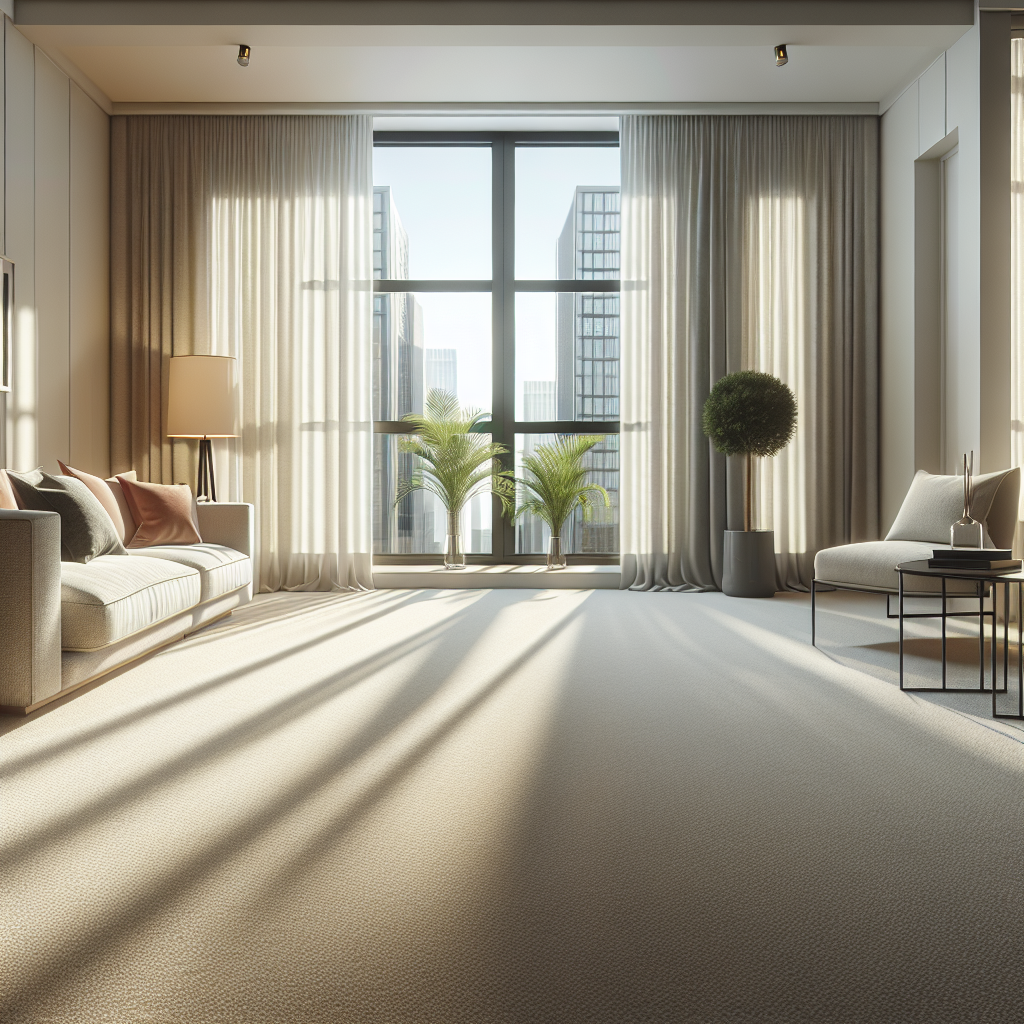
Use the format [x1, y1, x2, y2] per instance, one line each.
[744, 451, 752, 532]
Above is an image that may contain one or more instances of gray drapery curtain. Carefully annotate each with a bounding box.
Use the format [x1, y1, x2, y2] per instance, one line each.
[111, 115, 374, 592]
[619, 115, 879, 592]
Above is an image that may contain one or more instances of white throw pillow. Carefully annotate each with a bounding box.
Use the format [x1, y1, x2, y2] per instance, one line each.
[885, 468, 1013, 545]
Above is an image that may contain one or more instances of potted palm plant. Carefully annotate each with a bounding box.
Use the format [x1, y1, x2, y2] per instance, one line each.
[513, 435, 610, 569]
[397, 390, 514, 569]
[702, 371, 797, 597]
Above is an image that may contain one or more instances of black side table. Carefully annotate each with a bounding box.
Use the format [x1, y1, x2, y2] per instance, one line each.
[896, 560, 1023, 720]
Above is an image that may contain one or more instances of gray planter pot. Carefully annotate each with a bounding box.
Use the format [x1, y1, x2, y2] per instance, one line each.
[722, 530, 777, 598]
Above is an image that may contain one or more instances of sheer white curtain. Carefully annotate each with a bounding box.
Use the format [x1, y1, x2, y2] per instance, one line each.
[619, 115, 879, 592]
[111, 115, 374, 592]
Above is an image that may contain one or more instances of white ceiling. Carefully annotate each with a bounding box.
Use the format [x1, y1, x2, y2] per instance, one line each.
[15, 10, 974, 112]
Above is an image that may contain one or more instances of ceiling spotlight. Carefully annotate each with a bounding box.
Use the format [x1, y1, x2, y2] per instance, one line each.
[237, 44, 251, 67]
[774, 44, 788, 67]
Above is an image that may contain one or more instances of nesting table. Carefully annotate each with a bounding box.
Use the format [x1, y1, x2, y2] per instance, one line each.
[896, 560, 1024, 720]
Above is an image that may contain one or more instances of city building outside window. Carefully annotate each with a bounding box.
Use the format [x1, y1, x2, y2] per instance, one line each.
[373, 133, 620, 563]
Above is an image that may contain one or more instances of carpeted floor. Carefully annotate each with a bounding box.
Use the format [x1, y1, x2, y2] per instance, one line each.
[1, 588, 1021, 1024]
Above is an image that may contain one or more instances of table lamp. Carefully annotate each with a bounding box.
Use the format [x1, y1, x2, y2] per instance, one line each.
[166, 355, 239, 502]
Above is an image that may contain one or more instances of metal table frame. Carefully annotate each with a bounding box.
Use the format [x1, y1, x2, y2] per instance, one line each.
[896, 561, 1024, 720]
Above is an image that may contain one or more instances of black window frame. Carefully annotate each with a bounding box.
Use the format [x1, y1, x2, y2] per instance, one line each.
[373, 130, 620, 565]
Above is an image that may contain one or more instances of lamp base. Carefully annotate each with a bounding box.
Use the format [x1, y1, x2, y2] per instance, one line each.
[197, 436, 217, 502]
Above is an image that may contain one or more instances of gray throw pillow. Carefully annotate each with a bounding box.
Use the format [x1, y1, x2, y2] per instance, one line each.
[7, 469, 127, 562]
[885, 468, 1014, 545]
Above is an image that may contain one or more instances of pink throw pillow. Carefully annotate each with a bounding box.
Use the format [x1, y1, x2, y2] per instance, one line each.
[0, 468, 18, 510]
[116, 477, 202, 547]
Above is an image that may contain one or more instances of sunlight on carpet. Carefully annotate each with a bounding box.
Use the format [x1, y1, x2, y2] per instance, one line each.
[1, 589, 1021, 1024]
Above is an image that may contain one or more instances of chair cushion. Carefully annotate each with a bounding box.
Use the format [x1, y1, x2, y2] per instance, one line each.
[61, 555, 201, 651]
[130, 543, 251, 603]
[814, 541, 981, 595]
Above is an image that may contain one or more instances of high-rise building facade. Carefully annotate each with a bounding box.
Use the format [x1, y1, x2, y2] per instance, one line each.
[425, 348, 458, 399]
[554, 187, 621, 554]
[517, 381, 557, 554]
[373, 186, 434, 552]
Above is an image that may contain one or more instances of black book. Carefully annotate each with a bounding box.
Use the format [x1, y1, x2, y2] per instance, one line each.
[927, 558, 1022, 572]
[932, 548, 1012, 560]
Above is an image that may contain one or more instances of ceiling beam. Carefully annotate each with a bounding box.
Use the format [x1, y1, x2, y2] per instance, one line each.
[14, 1, 976, 29]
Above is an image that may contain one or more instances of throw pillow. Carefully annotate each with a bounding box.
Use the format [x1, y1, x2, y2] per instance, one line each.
[6, 470, 127, 562]
[58, 460, 130, 541]
[885, 468, 1015, 545]
[117, 476, 202, 547]
[0, 468, 17, 510]
[107, 469, 138, 543]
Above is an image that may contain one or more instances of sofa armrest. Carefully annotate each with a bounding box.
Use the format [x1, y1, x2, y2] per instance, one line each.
[0, 509, 62, 710]
[196, 502, 254, 559]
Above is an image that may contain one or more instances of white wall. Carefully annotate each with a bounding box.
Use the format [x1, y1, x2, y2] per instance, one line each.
[1, 17, 110, 477]
[880, 10, 1010, 531]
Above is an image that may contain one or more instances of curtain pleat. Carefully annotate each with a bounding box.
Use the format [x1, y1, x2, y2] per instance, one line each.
[620, 115, 879, 592]
[111, 115, 374, 592]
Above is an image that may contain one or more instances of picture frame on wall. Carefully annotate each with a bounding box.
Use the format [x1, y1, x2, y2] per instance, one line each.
[0, 257, 13, 393]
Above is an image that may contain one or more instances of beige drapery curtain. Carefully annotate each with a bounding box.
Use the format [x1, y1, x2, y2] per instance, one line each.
[111, 115, 374, 592]
[619, 115, 879, 592]
[1011, 39, 1024, 560]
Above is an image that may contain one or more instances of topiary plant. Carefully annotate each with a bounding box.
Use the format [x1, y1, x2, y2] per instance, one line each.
[702, 370, 797, 532]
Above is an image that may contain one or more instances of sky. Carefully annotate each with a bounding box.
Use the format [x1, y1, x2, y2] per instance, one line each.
[372, 144, 621, 416]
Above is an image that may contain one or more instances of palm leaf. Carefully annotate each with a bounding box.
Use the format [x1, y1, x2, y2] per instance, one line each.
[513, 435, 610, 537]
[395, 389, 513, 518]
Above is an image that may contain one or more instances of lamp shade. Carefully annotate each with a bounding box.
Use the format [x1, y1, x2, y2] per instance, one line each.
[166, 356, 239, 437]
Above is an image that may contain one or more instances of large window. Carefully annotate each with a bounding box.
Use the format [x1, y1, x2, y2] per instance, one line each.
[373, 132, 620, 563]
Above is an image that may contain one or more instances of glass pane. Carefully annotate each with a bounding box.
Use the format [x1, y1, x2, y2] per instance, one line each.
[373, 148, 491, 279]
[514, 434, 619, 555]
[516, 292, 619, 421]
[515, 147, 620, 280]
[374, 434, 494, 555]
[374, 292, 491, 420]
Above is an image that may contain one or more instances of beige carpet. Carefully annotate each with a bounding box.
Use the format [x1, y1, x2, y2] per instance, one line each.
[1, 588, 1021, 1024]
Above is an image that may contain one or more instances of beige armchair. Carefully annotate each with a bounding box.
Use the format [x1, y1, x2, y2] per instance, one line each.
[811, 468, 1021, 645]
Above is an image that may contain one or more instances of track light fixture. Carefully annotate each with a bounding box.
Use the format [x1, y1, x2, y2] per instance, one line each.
[237, 44, 251, 67]
[774, 44, 788, 67]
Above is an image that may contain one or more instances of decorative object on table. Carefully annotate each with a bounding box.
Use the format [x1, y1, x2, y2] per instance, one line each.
[396, 390, 514, 569]
[166, 355, 239, 502]
[927, 548, 1021, 571]
[950, 451, 984, 549]
[702, 370, 797, 597]
[512, 435, 609, 570]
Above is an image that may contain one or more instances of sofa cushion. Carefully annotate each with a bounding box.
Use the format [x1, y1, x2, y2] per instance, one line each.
[60, 555, 201, 651]
[129, 543, 251, 603]
[814, 541, 982, 595]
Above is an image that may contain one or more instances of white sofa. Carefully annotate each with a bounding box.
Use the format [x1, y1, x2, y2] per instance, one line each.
[0, 502, 253, 714]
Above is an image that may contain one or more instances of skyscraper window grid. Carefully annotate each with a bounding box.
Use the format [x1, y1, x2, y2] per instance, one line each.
[373, 133, 620, 564]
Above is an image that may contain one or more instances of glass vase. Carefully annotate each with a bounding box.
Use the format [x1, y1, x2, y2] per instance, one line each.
[547, 535, 567, 570]
[443, 511, 465, 569]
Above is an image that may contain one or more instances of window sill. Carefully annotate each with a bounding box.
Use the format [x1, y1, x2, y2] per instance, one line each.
[373, 563, 620, 590]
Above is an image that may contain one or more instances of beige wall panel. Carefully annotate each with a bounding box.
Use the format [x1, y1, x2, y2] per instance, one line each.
[34, 48, 70, 473]
[944, 22, 981, 469]
[4, 21, 35, 471]
[978, 12, 1011, 474]
[918, 54, 946, 155]
[880, 82, 918, 532]
[69, 81, 109, 476]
